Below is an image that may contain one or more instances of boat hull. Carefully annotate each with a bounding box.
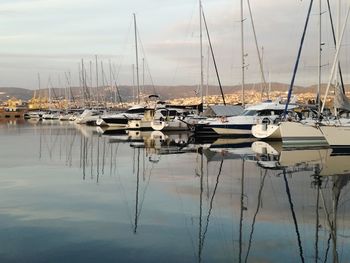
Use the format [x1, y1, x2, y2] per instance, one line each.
[319, 125, 350, 148]
[151, 120, 188, 131]
[212, 124, 253, 136]
[252, 122, 328, 147]
[252, 124, 281, 140]
[127, 120, 153, 130]
[280, 122, 327, 147]
[101, 117, 128, 128]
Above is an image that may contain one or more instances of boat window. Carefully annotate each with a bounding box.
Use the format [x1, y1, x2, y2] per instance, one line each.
[242, 110, 257, 116]
[127, 108, 145, 114]
[258, 110, 284, 116]
[169, 110, 178, 116]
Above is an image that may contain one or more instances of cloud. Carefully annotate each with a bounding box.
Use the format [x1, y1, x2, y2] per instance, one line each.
[0, 0, 349, 88]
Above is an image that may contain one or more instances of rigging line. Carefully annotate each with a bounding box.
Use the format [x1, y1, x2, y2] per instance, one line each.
[96, 133, 100, 182]
[102, 138, 106, 175]
[246, 0, 268, 100]
[111, 64, 123, 103]
[326, 0, 345, 93]
[283, 170, 305, 263]
[312, 172, 323, 263]
[137, 28, 157, 95]
[170, 0, 197, 85]
[113, 143, 133, 227]
[83, 138, 88, 180]
[239, 159, 245, 263]
[283, 0, 314, 118]
[64, 72, 76, 104]
[323, 233, 332, 263]
[244, 170, 267, 263]
[200, 159, 224, 249]
[173, 162, 197, 261]
[201, 7, 226, 105]
[198, 151, 204, 263]
[67, 132, 76, 168]
[134, 148, 140, 234]
[109, 143, 113, 176]
[115, 16, 133, 82]
[136, 149, 153, 219]
[321, 5, 350, 114]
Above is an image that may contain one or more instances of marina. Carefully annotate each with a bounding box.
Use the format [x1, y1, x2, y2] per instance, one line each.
[2, 0, 350, 262]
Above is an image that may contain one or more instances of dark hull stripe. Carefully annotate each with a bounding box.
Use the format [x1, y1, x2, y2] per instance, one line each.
[102, 118, 129, 125]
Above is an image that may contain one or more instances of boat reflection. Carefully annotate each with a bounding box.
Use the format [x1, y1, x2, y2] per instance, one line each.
[29, 122, 350, 262]
[252, 141, 350, 176]
[252, 141, 350, 262]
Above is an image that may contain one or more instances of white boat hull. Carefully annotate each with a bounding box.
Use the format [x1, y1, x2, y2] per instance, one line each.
[280, 122, 327, 147]
[319, 125, 350, 148]
[251, 123, 281, 139]
[151, 120, 188, 131]
[128, 120, 152, 130]
[252, 122, 328, 147]
[212, 127, 252, 135]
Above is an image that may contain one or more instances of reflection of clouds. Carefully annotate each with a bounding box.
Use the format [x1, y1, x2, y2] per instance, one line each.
[1, 124, 350, 262]
[159, 157, 350, 226]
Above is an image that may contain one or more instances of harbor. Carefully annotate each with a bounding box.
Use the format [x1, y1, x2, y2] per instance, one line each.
[1, 0, 350, 262]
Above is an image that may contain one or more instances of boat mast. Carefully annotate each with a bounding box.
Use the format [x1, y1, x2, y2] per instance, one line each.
[321, 5, 350, 113]
[336, 0, 341, 85]
[240, 0, 245, 107]
[81, 59, 87, 107]
[317, 0, 322, 119]
[133, 13, 140, 104]
[95, 55, 99, 107]
[38, 73, 41, 109]
[283, 0, 314, 118]
[334, 0, 341, 117]
[199, 0, 204, 109]
[132, 64, 135, 103]
[48, 76, 51, 109]
[246, 0, 268, 101]
[109, 59, 115, 105]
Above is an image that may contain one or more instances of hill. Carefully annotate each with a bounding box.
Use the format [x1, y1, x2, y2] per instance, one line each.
[0, 82, 345, 102]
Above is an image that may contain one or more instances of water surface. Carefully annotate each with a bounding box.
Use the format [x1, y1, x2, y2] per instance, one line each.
[0, 120, 349, 262]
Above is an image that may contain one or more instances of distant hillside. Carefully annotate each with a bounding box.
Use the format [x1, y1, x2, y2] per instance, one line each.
[0, 87, 34, 101]
[0, 83, 347, 102]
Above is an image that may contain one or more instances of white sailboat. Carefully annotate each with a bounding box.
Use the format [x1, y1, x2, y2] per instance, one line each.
[318, 4, 350, 148]
[252, 0, 340, 148]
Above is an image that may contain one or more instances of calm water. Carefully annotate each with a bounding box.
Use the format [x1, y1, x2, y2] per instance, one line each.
[0, 120, 349, 263]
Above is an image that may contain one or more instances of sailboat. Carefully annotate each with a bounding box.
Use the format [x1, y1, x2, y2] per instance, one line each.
[192, 0, 284, 138]
[253, 1, 350, 149]
[312, 3, 350, 148]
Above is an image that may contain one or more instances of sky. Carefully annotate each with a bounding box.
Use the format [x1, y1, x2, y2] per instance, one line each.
[0, 0, 350, 89]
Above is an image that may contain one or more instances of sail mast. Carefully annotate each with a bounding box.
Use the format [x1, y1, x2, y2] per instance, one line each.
[334, 0, 341, 117]
[246, 0, 267, 100]
[336, 0, 341, 86]
[95, 55, 99, 107]
[199, 0, 204, 109]
[317, 0, 322, 119]
[133, 13, 140, 104]
[240, 0, 245, 107]
[321, 5, 350, 113]
[38, 73, 41, 109]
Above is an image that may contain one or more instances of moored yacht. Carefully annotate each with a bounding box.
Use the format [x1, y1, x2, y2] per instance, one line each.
[75, 109, 104, 125]
[96, 104, 145, 128]
[195, 97, 298, 137]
